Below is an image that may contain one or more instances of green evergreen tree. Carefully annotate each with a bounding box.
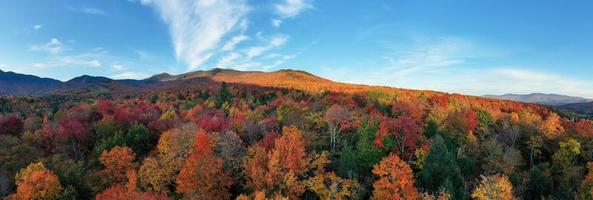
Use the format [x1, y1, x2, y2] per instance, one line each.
[421, 135, 465, 199]
[354, 120, 386, 177]
[524, 166, 552, 199]
[215, 82, 231, 109]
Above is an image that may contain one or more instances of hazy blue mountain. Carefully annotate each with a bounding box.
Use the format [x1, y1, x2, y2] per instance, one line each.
[0, 69, 62, 95]
[483, 93, 591, 106]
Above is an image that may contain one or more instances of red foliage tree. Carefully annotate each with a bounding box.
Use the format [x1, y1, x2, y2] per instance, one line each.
[575, 120, 593, 137]
[176, 131, 232, 199]
[462, 109, 480, 135]
[378, 102, 425, 159]
[199, 110, 228, 133]
[261, 131, 279, 150]
[0, 115, 23, 136]
[58, 119, 91, 148]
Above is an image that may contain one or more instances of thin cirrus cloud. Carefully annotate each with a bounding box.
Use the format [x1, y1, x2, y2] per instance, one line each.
[274, 0, 314, 18]
[111, 71, 149, 80]
[33, 24, 43, 31]
[31, 47, 113, 69]
[67, 6, 108, 15]
[136, 0, 314, 72]
[272, 0, 313, 27]
[138, 0, 250, 70]
[221, 35, 249, 52]
[215, 34, 290, 70]
[30, 38, 65, 55]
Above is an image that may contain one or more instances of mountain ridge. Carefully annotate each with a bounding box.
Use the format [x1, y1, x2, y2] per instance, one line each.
[2, 68, 591, 108]
[483, 93, 591, 106]
[0, 69, 62, 95]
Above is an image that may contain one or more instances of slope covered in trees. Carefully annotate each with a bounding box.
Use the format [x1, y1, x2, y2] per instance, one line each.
[0, 69, 592, 199]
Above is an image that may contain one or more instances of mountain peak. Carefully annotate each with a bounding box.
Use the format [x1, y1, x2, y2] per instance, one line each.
[66, 75, 112, 84]
[146, 73, 172, 81]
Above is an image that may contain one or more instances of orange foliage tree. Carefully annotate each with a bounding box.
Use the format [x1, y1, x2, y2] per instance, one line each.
[539, 113, 564, 139]
[100, 146, 136, 185]
[243, 126, 308, 199]
[371, 154, 419, 200]
[175, 131, 232, 199]
[575, 120, 593, 137]
[8, 162, 63, 200]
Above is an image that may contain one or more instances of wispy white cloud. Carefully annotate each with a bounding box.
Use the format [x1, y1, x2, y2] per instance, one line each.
[112, 62, 125, 70]
[139, 0, 249, 70]
[318, 35, 593, 98]
[214, 34, 293, 71]
[222, 34, 249, 51]
[217, 52, 242, 67]
[377, 37, 470, 80]
[271, 19, 282, 28]
[274, 0, 314, 18]
[131, 48, 152, 60]
[30, 38, 65, 55]
[32, 47, 110, 68]
[67, 6, 107, 15]
[88, 60, 102, 68]
[33, 24, 43, 31]
[271, 0, 313, 28]
[244, 35, 288, 59]
[111, 71, 149, 79]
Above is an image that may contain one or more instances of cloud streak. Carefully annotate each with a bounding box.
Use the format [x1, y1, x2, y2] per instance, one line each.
[33, 24, 43, 31]
[32, 47, 110, 69]
[274, 0, 314, 18]
[30, 38, 65, 55]
[67, 6, 108, 15]
[111, 71, 149, 79]
[272, 0, 314, 28]
[139, 0, 249, 70]
[214, 34, 291, 70]
[222, 34, 249, 51]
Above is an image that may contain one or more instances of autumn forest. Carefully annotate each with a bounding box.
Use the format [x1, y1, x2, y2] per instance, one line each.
[0, 69, 592, 200]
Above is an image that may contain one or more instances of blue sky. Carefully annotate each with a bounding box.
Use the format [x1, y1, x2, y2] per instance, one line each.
[1, 0, 593, 98]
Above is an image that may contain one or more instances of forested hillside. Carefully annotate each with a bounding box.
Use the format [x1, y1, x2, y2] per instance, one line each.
[1, 69, 593, 199]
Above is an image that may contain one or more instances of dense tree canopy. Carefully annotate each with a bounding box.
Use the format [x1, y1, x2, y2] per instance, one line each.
[0, 80, 591, 199]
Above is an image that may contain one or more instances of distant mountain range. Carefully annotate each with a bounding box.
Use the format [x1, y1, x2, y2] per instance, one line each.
[483, 93, 592, 106]
[0, 68, 331, 97]
[0, 69, 62, 95]
[557, 101, 593, 118]
[2, 68, 592, 109]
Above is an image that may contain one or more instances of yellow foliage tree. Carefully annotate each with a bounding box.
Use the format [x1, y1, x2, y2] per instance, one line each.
[471, 174, 515, 200]
[305, 151, 352, 200]
[139, 124, 196, 192]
